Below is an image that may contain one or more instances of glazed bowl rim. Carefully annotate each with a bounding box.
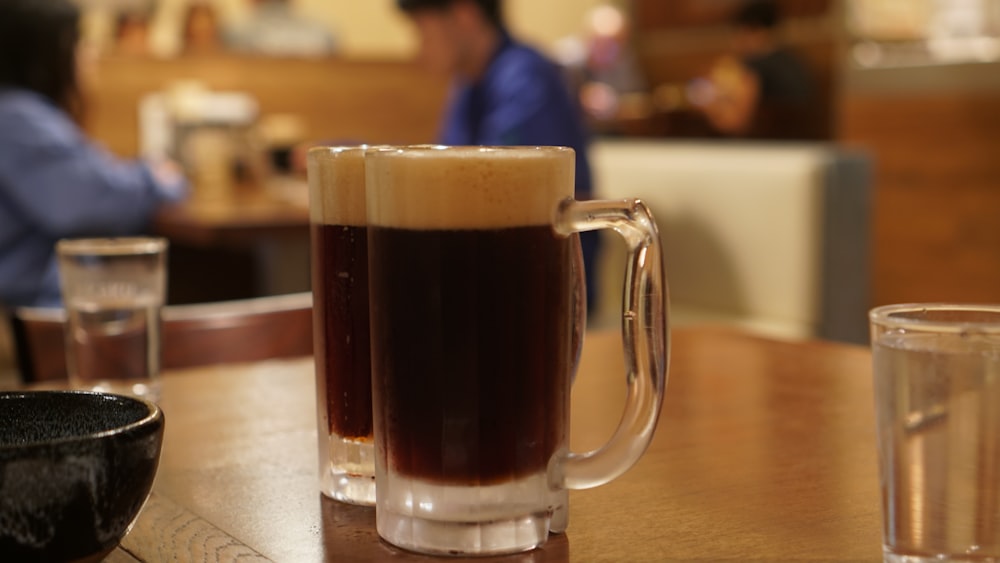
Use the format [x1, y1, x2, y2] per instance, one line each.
[0, 390, 162, 451]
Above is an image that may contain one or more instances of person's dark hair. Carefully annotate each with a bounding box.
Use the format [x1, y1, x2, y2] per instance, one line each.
[0, 0, 83, 122]
[734, 0, 780, 30]
[397, 0, 504, 30]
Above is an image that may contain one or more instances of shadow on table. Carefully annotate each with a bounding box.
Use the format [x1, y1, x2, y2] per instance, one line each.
[319, 496, 570, 562]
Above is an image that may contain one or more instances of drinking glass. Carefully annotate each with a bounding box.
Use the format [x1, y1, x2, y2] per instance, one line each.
[871, 304, 1000, 562]
[56, 237, 167, 401]
[365, 145, 669, 556]
[307, 146, 375, 505]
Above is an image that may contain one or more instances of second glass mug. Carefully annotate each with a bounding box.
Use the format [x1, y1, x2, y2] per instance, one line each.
[365, 145, 669, 556]
[308, 146, 375, 505]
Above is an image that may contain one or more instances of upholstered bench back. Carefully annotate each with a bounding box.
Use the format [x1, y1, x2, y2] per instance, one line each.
[591, 140, 871, 344]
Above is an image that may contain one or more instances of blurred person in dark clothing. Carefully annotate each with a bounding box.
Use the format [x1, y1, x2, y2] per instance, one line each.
[691, 0, 816, 139]
[0, 0, 186, 308]
[395, 0, 601, 311]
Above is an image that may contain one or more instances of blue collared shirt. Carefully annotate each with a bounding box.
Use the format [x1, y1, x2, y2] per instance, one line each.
[439, 33, 593, 199]
[438, 34, 599, 307]
[0, 89, 185, 307]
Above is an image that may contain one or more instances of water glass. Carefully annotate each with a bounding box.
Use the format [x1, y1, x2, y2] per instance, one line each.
[56, 238, 167, 401]
[871, 304, 1000, 562]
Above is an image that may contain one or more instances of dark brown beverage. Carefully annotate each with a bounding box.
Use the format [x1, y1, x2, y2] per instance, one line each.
[309, 146, 376, 505]
[369, 224, 573, 484]
[311, 223, 371, 440]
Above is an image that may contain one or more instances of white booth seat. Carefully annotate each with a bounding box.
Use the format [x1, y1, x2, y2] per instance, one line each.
[590, 139, 871, 344]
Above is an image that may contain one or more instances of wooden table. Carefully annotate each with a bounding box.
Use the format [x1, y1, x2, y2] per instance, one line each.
[152, 180, 310, 248]
[152, 182, 312, 301]
[112, 326, 883, 562]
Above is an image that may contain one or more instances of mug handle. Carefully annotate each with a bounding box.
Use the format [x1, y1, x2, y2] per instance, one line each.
[555, 198, 669, 490]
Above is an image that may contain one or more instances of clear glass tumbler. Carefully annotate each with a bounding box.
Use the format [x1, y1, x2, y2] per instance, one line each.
[56, 237, 167, 401]
[871, 304, 1000, 563]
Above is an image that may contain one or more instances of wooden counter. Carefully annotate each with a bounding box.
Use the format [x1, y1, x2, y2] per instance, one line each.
[87, 55, 449, 157]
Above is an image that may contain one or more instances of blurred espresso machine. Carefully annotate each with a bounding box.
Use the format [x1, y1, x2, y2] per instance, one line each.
[139, 81, 266, 201]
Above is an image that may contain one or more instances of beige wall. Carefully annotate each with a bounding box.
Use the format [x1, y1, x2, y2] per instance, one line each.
[506, 0, 608, 54]
[147, 0, 607, 58]
[302, 0, 609, 57]
[296, 0, 415, 57]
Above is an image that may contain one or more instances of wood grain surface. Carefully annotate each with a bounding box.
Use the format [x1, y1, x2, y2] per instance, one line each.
[87, 55, 447, 158]
[151, 190, 310, 249]
[129, 326, 881, 561]
[120, 493, 271, 562]
[840, 91, 1000, 306]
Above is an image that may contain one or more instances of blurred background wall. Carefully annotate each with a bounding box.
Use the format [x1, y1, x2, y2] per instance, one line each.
[125, 0, 608, 57]
[71, 0, 1000, 312]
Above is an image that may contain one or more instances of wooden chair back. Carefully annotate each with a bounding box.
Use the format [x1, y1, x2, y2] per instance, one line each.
[9, 292, 313, 384]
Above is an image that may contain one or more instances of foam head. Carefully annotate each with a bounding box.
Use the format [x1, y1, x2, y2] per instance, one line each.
[307, 146, 368, 226]
[365, 146, 575, 230]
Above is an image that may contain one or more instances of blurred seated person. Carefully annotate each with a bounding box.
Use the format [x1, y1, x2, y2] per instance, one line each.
[226, 0, 337, 57]
[395, 0, 600, 309]
[183, 1, 224, 55]
[114, 10, 152, 56]
[690, 0, 816, 140]
[0, 0, 187, 308]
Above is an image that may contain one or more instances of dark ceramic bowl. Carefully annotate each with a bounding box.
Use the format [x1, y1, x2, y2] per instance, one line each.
[0, 391, 163, 562]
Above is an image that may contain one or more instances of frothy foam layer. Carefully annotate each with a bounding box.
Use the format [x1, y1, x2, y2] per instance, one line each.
[308, 147, 367, 226]
[365, 146, 574, 229]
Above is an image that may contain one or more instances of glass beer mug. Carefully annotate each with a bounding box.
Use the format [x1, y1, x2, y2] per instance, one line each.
[308, 147, 376, 505]
[365, 145, 668, 556]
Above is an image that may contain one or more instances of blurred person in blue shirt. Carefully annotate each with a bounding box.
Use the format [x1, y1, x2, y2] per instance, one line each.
[396, 0, 600, 311]
[0, 0, 186, 308]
